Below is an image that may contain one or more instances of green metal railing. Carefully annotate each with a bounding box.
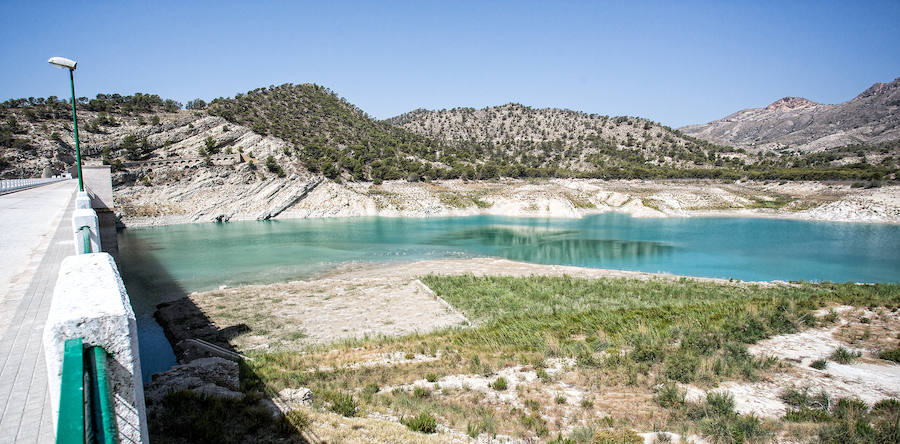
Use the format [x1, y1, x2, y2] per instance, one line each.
[57, 338, 117, 444]
[79, 226, 91, 254]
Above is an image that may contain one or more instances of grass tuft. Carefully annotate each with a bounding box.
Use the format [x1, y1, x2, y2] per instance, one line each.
[830, 346, 860, 364]
[401, 412, 438, 433]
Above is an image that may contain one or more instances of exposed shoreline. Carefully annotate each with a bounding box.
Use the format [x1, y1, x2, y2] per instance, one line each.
[175, 257, 784, 354]
[118, 178, 900, 228]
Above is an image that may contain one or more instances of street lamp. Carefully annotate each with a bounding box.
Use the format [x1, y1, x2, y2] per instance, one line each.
[48, 56, 84, 191]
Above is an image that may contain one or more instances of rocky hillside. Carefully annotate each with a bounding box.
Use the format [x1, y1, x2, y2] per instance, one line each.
[2, 83, 896, 198]
[206, 84, 463, 182]
[680, 77, 900, 152]
[387, 103, 749, 173]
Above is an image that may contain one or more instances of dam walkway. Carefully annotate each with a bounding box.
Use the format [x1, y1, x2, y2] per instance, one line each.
[0, 180, 76, 443]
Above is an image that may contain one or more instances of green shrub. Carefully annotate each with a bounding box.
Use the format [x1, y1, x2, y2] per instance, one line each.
[728, 315, 768, 343]
[664, 351, 700, 383]
[491, 377, 508, 391]
[780, 386, 830, 411]
[265, 155, 286, 177]
[703, 392, 736, 417]
[723, 341, 752, 363]
[654, 383, 685, 408]
[412, 386, 430, 399]
[425, 373, 438, 383]
[401, 412, 437, 433]
[282, 410, 311, 432]
[822, 310, 840, 324]
[784, 408, 831, 422]
[682, 330, 721, 355]
[878, 347, 900, 363]
[831, 398, 869, 420]
[830, 347, 859, 364]
[629, 334, 663, 363]
[811, 359, 828, 370]
[536, 368, 551, 383]
[328, 392, 358, 417]
[700, 413, 770, 444]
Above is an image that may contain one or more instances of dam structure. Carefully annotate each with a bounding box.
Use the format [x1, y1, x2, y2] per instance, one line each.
[0, 171, 147, 443]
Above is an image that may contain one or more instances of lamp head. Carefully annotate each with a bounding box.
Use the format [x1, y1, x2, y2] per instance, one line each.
[48, 57, 77, 70]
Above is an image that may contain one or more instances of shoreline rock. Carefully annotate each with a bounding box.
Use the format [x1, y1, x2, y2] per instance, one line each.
[118, 178, 900, 228]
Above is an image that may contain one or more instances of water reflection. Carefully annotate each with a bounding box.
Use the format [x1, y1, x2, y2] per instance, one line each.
[504, 238, 674, 265]
[438, 226, 674, 265]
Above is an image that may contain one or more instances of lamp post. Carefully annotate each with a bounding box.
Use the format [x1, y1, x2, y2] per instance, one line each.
[48, 56, 84, 192]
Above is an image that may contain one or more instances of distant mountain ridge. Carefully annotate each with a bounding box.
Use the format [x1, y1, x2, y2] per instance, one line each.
[387, 103, 747, 172]
[2, 82, 896, 184]
[680, 77, 900, 152]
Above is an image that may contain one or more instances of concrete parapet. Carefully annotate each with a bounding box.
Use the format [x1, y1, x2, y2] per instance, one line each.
[82, 166, 113, 211]
[72, 208, 100, 254]
[75, 191, 92, 209]
[43, 253, 149, 444]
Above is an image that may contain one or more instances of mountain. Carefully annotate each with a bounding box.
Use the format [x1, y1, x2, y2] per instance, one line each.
[680, 77, 900, 152]
[2, 84, 895, 188]
[387, 103, 749, 174]
[206, 84, 464, 182]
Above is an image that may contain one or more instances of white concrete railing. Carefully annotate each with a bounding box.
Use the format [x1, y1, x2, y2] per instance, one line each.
[44, 184, 150, 443]
[73, 191, 101, 254]
[43, 253, 149, 444]
[0, 176, 69, 192]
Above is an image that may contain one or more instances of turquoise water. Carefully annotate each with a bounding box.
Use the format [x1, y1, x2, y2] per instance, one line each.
[116, 214, 900, 379]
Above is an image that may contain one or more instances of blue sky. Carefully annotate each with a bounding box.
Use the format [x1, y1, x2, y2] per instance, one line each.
[1, 1, 898, 127]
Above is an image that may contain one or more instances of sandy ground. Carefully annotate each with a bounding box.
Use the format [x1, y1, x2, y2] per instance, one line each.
[682, 306, 900, 419]
[189, 258, 749, 352]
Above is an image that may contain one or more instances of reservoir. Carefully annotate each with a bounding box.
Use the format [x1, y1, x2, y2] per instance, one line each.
[116, 213, 900, 379]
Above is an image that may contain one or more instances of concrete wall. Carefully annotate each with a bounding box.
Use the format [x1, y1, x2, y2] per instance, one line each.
[81, 165, 118, 256]
[82, 166, 113, 211]
[43, 253, 149, 444]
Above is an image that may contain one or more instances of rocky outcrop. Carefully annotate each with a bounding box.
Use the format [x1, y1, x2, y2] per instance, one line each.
[120, 177, 900, 226]
[680, 77, 900, 152]
[144, 357, 241, 402]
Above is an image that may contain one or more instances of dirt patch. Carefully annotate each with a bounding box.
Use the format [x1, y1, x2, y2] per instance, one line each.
[683, 306, 900, 418]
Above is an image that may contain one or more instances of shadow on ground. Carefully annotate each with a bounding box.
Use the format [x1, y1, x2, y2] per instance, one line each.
[117, 231, 312, 444]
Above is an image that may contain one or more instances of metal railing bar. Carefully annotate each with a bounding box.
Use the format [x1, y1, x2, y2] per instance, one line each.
[88, 347, 117, 444]
[79, 226, 91, 254]
[57, 338, 85, 444]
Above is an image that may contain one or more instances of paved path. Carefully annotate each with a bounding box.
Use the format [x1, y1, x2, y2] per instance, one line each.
[0, 180, 77, 443]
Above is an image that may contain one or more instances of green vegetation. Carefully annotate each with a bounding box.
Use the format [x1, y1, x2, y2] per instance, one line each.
[749, 195, 793, 209]
[400, 412, 438, 433]
[240, 275, 899, 441]
[811, 359, 828, 370]
[830, 346, 860, 364]
[265, 155, 286, 177]
[206, 83, 458, 182]
[325, 391, 358, 417]
[201, 83, 898, 183]
[878, 347, 900, 363]
[491, 376, 508, 391]
[1, 87, 897, 183]
[775, 387, 900, 443]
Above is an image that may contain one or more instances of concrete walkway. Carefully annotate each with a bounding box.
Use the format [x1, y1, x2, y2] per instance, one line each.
[0, 180, 77, 443]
